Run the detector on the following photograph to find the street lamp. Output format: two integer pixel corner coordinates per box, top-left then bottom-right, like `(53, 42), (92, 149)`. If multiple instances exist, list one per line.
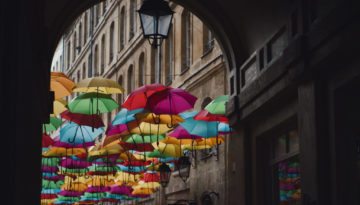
(159, 163), (172, 188)
(176, 156), (191, 183)
(137, 0), (174, 48)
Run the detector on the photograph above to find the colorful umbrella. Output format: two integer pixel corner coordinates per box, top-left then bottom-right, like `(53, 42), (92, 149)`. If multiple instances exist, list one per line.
(112, 108), (144, 126)
(61, 110), (104, 128)
(194, 110), (228, 123)
(50, 72), (76, 99)
(73, 77), (124, 94)
(145, 88), (197, 115)
(122, 84), (169, 111)
(60, 122), (104, 145)
(204, 95), (229, 114)
(43, 117), (62, 133)
(67, 92), (119, 115)
(52, 99), (68, 116)
(179, 118), (217, 139)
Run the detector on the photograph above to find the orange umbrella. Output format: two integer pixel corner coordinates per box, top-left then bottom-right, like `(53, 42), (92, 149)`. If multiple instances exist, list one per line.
(50, 72), (75, 99)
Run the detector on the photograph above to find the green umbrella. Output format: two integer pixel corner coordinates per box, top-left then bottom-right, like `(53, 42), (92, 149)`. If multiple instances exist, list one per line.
(145, 150), (171, 158)
(204, 95), (229, 114)
(123, 134), (165, 144)
(42, 179), (64, 189)
(42, 117), (62, 133)
(67, 92), (119, 115)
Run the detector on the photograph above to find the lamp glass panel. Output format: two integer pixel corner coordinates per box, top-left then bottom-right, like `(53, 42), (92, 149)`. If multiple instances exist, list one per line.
(140, 13), (156, 36)
(158, 14), (172, 36)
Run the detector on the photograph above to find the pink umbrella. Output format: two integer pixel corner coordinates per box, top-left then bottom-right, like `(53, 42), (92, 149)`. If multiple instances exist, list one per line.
(168, 126), (202, 139)
(145, 88), (197, 115)
(106, 123), (128, 136)
(60, 158), (91, 169)
(52, 141), (94, 148)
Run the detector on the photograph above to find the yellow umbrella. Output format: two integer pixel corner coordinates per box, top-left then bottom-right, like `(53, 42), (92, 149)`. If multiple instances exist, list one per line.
(152, 142), (184, 158)
(41, 199), (55, 205)
(50, 72), (75, 99)
(61, 182), (88, 192)
(136, 112), (184, 125)
(160, 136), (201, 146)
(132, 188), (155, 195)
(50, 99), (67, 116)
(73, 77), (124, 94)
(130, 121), (173, 135)
(181, 136), (226, 150)
(42, 147), (87, 157)
(87, 177), (115, 187)
(134, 181), (161, 189)
(115, 172), (140, 183)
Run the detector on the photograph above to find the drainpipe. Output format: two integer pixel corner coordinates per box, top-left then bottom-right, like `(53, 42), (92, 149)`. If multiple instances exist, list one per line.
(89, 7), (94, 78)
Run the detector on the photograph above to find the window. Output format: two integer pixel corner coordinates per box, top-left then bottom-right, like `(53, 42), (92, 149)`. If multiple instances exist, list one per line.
(77, 70), (80, 82)
(120, 7), (126, 50)
(88, 54), (92, 77)
(94, 45), (99, 76)
(67, 41), (71, 69)
(59, 55), (63, 71)
(181, 10), (191, 72)
(129, 0), (136, 40)
(84, 12), (88, 45)
(267, 129), (301, 205)
(109, 22), (115, 63)
(82, 63), (86, 79)
(165, 28), (173, 85)
(72, 32), (77, 61)
(118, 75), (124, 105)
(78, 23), (82, 52)
(101, 34), (105, 75)
(203, 25), (214, 55)
(138, 53), (145, 87)
(95, 5), (100, 26)
(127, 66), (134, 95)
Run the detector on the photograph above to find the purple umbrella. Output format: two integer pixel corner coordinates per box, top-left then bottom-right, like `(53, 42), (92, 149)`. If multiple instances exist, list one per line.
(146, 88), (197, 115)
(57, 190), (84, 197)
(108, 185), (133, 195)
(60, 158), (92, 169)
(168, 126), (203, 139)
(52, 141), (94, 148)
(106, 123), (128, 136)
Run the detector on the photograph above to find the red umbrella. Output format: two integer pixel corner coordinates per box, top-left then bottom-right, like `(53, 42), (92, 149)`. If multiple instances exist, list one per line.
(122, 84), (170, 111)
(42, 134), (54, 147)
(120, 142), (154, 152)
(60, 110), (104, 128)
(193, 110), (229, 123)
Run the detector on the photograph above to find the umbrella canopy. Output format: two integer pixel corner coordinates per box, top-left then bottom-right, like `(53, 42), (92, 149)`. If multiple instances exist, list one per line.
(43, 117), (62, 133)
(218, 122), (232, 134)
(122, 84), (169, 111)
(179, 118), (217, 139)
(61, 110), (104, 128)
(112, 108), (144, 126)
(204, 95), (229, 114)
(152, 142), (183, 158)
(122, 134), (165, 144)
(130, 121), (173, 135)
(42, 134), (55, 147)
(135, 112), (184, 125)
(52, 99), (68, 116)
(67, 92), (118, 115)
(50, 72), (76, 99)
(146, 88), (197, 115)
(167, 126), (202, 140)
(194, 110), (228, 123)
(60, 122), (104, 145)
(73, 77), (124, 94)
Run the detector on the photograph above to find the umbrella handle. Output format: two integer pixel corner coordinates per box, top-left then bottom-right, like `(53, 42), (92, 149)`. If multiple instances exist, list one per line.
(68, 126), (79, 144)
(151, 113), (161, 124)
(84, 168), (90, 179)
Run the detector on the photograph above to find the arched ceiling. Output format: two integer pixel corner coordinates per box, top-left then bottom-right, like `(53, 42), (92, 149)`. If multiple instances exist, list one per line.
(44, 0), (294, 72)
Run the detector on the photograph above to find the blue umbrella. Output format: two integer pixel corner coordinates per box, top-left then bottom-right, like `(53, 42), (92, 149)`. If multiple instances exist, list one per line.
(60, 122), (104, 145)
(179, 118), (217, 139)
(218, 122), (232, 133)
(112, 108), (144, 126)
(179, 111), (198, 120)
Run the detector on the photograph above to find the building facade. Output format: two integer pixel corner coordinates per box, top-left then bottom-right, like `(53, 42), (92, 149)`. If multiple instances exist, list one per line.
(60, 0), (227, 204)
